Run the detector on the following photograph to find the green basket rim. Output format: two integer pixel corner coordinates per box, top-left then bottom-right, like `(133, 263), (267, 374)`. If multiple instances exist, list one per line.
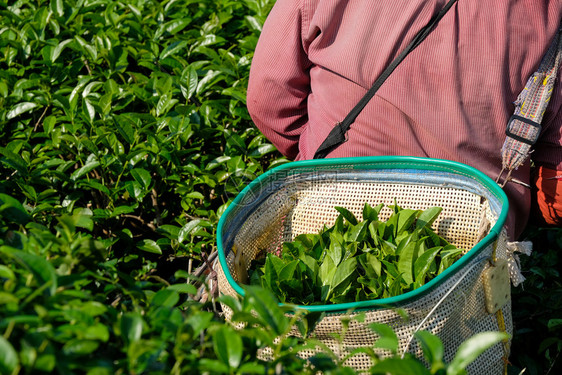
(216, 155), (509, 312)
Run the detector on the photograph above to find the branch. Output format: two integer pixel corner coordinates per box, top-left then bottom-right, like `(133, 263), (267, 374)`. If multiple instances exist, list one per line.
(33, 105), (50, 132)
(193, 250), (218, 278)
(151, 188), (163, 226)
(120, 214), (157, 232)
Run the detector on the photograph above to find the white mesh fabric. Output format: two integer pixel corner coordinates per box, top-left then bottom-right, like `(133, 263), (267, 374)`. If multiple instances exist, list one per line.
(216, 167), (509, 374)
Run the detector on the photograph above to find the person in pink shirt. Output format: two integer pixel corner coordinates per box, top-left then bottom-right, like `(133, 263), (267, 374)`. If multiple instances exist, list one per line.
(246, 0), (562, 240)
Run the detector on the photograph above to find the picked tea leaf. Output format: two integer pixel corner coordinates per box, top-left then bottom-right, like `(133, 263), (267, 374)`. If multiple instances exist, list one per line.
(248, 203), (463, 305)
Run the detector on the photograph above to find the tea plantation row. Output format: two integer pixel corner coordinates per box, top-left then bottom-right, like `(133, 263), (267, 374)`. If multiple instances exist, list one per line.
(0, 1), (560, 374)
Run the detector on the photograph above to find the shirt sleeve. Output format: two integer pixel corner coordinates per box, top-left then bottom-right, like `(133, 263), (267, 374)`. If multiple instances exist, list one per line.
(246, 0), (312, 160)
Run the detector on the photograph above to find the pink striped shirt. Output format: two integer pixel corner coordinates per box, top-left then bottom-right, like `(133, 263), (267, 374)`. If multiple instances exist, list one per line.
(247, 0), (562, 239)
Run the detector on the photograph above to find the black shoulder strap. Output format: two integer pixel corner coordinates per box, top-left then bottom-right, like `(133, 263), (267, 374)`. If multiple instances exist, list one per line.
(314, 0), (459, 159)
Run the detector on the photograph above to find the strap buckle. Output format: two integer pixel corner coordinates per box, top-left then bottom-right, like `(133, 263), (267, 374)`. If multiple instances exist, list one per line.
(505, 115), (542, 145)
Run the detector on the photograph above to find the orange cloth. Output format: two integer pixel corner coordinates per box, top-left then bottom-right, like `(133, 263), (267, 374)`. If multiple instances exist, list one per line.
(534, 166), (562, 226)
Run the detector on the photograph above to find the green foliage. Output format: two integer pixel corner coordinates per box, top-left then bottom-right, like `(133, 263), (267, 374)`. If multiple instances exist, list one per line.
(249, 203), (461, 305)
(0, 0), (283, 273)
(510, 226), (562, 375)
(0, 0), (558, 373)
(367, 331), (508, 375)
(0, 210), (505, 374)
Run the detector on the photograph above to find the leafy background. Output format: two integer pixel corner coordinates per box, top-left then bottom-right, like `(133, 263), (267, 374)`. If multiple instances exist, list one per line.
(0, 0), (560, 374)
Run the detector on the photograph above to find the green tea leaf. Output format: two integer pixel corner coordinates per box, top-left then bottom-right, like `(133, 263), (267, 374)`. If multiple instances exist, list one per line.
(0, 80), (8, 98)
(186, 310), (215, 337)
(386, 273), (404, 298)
(381, 239), (397, 256)
(331, 258), (357, 290)
(165, 18), (192, 34)
(343, 242), (358, 261)
(244, 285), (288, 336)
(213, 325), (243, 369)
(547, 318), (562, 331)
(396, 232), (416, 256)
(346, 220), (369, 242)
(300, 254), (320, 280)
(178, 219), (211, 242)
(1, 247), (57, 295)
(0, 336), (19, 374)
(294, 233), (321, 250)
(62, 339), (100, 355)
(6, 102), (38, 119)
(424, 226), (446, 247)
(112, 205), (137, 217)
(85, 323), (110, 342)
(248, 143), (277, 157)
(416, 206), (443, 229)
(98, 93), (112, 116)
(167, 283), (198, 294)
(359, 253), (382, 278)
(50, 0), (64, 17)
(334, 206), (358, 225)
(267, 254), (286, 276)
(120, 312), (143, 346)
(261, 255), (281, 297)
(357, 276), (383, 298)
(125, 181), (143, 200)
(70, 157), (100, 181)
(385, 211), (398, 239)
(447, 332), (509, 375)
(363, 202), (384, 221)
(397, 241), (417, 286)
(0, 193), (31, 224)
(249, 201), (456, 304)
(414, 246), (443, 286)
(282, 241), (303, 260)
(278, 259), (299, 281)
(83, 98), (96, 123)
(72, 207), (94, 231)
(297, 311), (325, 338)
(415, 331), (445, 371)
(329, 257), (357, 299)
(370, 322), (399, 353)
(181, 66), (199, 100)
(370, 357), (431, 375)
(75, 35), (97, 60)
(151, 289), (180, 307)
(319, 256), (336, 301)
(396, 209), (419, 236)
(327, 231), (344, 266)
(136, 239), (162, 254)
(113, 114), (137, 144)
(198, 359), (230, 374)
(382, 259), (399, 278)
(438, 246), (464, 274)
(156, 93), (175, 116)
(34, 353), (56, 373)
(51, 39), (73, 62)
(368, 221), (381, 246)
(0, 265), (15, 280)
(130, 168), (152, 189)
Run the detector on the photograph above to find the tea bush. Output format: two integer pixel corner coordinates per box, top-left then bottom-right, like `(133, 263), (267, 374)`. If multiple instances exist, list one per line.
(510, 225), (562, 375)
(0, 0), (559, 374)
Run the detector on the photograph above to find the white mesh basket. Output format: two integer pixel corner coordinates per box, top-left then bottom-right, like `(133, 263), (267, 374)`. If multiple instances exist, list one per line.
(216, 156), (510, 373)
